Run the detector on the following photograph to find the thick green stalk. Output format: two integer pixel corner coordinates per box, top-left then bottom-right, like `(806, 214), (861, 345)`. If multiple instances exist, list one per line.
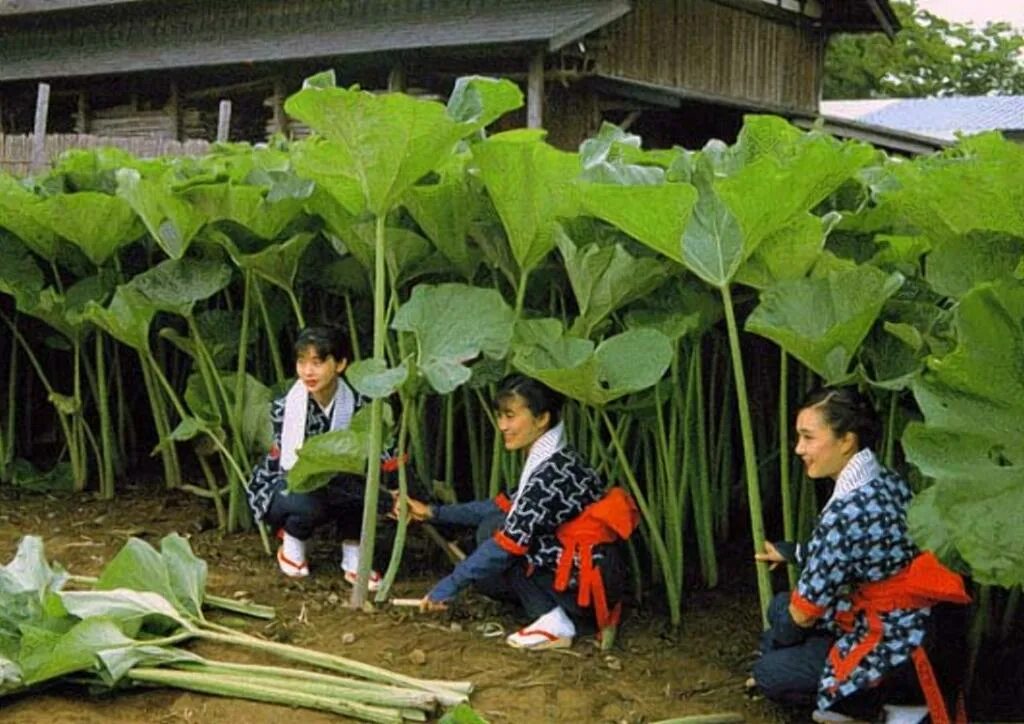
(126, 668), (406, 724)
(344, 292), (362, 360)
(1, 330), (16, 481)
(688, 348), (717, 588)
(720, 283), (771, 626)
(230, 272), (255, 530)
(139, 352), (181, 488)
(443, 394), (455, 485)
(351, 213), (388, 608)
(600, 409), (681, 627)
(1, 312), (78, 484)
(192, 628), (471, 704)
(173, 661), (437, 709)
(376, 406), (410, 602)
(95, 332), (115, 499)
(778, 351), (796, 589)
(965, 584), (990, 693)
(253, 280), (286, 384)
(463, 387), (481, 496)
(71, 338), (88, 490)
(1000, 585), (1020, 642)
(882, 391), (898, 469)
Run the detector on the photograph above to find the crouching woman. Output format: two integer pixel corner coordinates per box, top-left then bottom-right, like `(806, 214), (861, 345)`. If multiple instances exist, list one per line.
(400, 374), (636, 650)
(751, 387), (970, 723)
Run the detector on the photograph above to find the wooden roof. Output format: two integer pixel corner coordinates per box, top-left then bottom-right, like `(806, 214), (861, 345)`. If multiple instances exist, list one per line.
(0, 0), (633, 81)
(0, 0), (147, 15)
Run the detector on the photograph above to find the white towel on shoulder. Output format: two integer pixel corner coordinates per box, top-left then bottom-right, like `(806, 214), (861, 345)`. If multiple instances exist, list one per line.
(280, 378), (356, 471)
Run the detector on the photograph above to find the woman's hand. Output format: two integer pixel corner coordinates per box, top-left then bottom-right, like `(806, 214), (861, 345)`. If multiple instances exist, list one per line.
(389, 490), (433, 522)
(419, 596), (448, 613)
(755, 541), (786, 571)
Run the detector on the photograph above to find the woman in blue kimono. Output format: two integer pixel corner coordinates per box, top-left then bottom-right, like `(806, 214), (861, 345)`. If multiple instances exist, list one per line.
(246, 325), (392, 586)
(751, 387), (969, 723)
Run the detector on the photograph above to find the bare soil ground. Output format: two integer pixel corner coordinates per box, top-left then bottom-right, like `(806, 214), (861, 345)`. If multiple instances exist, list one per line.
(1, 483), (798, 724)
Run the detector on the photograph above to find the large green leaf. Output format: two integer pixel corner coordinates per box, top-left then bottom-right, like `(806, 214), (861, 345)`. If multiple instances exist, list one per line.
(880, 133), (1024, 242)
(94, 538), (187, 617)
(556, 227), (670, 338)
(404, 174), (478, 280)
(184, 183), (304, 240)
(735, 212), (839, 290)
(28, 192), (140, 267)
(97, 644), (202, 684)
(116, 168), (206, 259)
(471, 130), (580, 273)
(213, 231), (313, 295)
(127, 257), (233, 317)
(904, 281), (1024, 587)
(446, 76), (524, 133)
(0, 239), (45, 306)
(391, 283), (516, 394)
(83, 286), (155, 351)
(0, 175), (58, 260)
(576, 183), (696, 266)
(18, 617), (135, 686)
(158, 534), (207, 621)
(287, 406), (373, 493)
(513, 326), (673, 406)
(745, 263), (904, 384)
(58, 589), (186, 636)
(347, 358), (411, 400)
(285, 85), (468, 216)
(925, 230), (1024, 300)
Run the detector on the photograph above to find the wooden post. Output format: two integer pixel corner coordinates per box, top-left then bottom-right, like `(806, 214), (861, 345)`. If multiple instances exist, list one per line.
(271, 78), (288, 137)
(168, 81), (181, 141)
(75, 91), (89, 134)
(31, 82), (50, 174)
(387, 62), (407, 92)
(527, 50), (545, 129)
(217, 99), (232, 142)
(0, 90), (5, 134)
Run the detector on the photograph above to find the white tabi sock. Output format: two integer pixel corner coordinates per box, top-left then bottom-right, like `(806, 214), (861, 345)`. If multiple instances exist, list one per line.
(281, 532), (306, 564)
(341, 540), (360, 573)
(530, 606), (576, 638)
(883, 705), (928, 724)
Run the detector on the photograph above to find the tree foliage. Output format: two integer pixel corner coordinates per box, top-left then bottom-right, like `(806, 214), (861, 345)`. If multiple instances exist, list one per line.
(825, 1), (1024, 98)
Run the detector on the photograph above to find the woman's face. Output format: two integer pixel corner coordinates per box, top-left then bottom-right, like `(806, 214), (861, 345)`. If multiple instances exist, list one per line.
(295, 345), (347, 402)
(496, 393), (551, 452)
(794, 406), (857, 480)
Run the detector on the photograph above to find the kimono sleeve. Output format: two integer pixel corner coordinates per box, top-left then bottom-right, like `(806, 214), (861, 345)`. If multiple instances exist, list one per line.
(791, 506), (859, 619)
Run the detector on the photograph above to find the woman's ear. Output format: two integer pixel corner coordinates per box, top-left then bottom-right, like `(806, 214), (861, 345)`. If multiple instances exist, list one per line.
(839, 431), (858, 456)
(335, 357), (349, 375)
(536, 410), (551, 431)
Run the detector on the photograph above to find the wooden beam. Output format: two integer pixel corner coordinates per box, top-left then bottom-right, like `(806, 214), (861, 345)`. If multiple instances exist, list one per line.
(217, 99), (231, 142)
(527, 50), (544, 129)
(168, 81), (180, 141)
(31, 82), (50, 174)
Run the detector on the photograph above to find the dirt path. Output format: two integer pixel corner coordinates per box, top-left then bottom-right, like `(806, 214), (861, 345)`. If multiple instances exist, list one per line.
(0, 484), (789, 723)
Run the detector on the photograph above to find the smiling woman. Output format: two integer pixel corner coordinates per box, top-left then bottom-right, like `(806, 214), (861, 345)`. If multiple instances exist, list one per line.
(399, 374), (637, 651)
(751, 387), (970, 723)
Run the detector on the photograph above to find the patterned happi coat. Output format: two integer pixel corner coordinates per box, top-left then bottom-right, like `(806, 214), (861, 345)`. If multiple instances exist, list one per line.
(791, 464), (929, 710)
(427, 445), (605, 601)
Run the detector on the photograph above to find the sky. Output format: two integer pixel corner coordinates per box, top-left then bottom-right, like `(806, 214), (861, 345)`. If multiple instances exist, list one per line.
(916, 0), (1024, 29)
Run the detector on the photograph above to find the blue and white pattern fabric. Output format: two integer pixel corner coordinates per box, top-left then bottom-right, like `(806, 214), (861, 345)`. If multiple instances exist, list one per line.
(794, 449), (928, 710)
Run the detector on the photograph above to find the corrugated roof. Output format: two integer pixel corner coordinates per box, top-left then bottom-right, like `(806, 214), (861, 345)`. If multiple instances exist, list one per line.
(0, 0), (631, 81)
(822, 96), (1024, 141)
(0, 0), (146, 15)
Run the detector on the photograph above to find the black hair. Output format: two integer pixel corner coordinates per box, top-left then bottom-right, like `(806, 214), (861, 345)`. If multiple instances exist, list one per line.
(799, 386), (881, 451)
(293, 325), (350, 362)
(493, 374), (564, 427)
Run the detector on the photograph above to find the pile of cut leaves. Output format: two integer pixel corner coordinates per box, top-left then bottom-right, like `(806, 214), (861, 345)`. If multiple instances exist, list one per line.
(0, 534), (475, 723)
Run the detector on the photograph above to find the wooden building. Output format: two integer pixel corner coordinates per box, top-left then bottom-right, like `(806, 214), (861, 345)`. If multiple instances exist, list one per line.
(0, 0), (900, 151)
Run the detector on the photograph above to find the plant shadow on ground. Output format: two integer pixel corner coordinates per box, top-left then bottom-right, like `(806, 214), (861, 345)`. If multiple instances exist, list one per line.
(1, 482), (800, 724)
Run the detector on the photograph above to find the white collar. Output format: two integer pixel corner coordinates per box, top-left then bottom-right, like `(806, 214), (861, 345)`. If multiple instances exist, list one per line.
(280, 377), (356, 471)
(824, 447), (881, 509)
(517, 421), (566, 491)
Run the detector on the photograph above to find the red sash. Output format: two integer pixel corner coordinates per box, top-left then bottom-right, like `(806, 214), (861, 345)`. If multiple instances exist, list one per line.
(825, 552), (971, 724)
(552, 487), (639, 632)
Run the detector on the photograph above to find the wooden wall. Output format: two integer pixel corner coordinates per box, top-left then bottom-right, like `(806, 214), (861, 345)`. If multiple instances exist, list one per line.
(595, 0), (824, 113)
(0, 132), (209, 177)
